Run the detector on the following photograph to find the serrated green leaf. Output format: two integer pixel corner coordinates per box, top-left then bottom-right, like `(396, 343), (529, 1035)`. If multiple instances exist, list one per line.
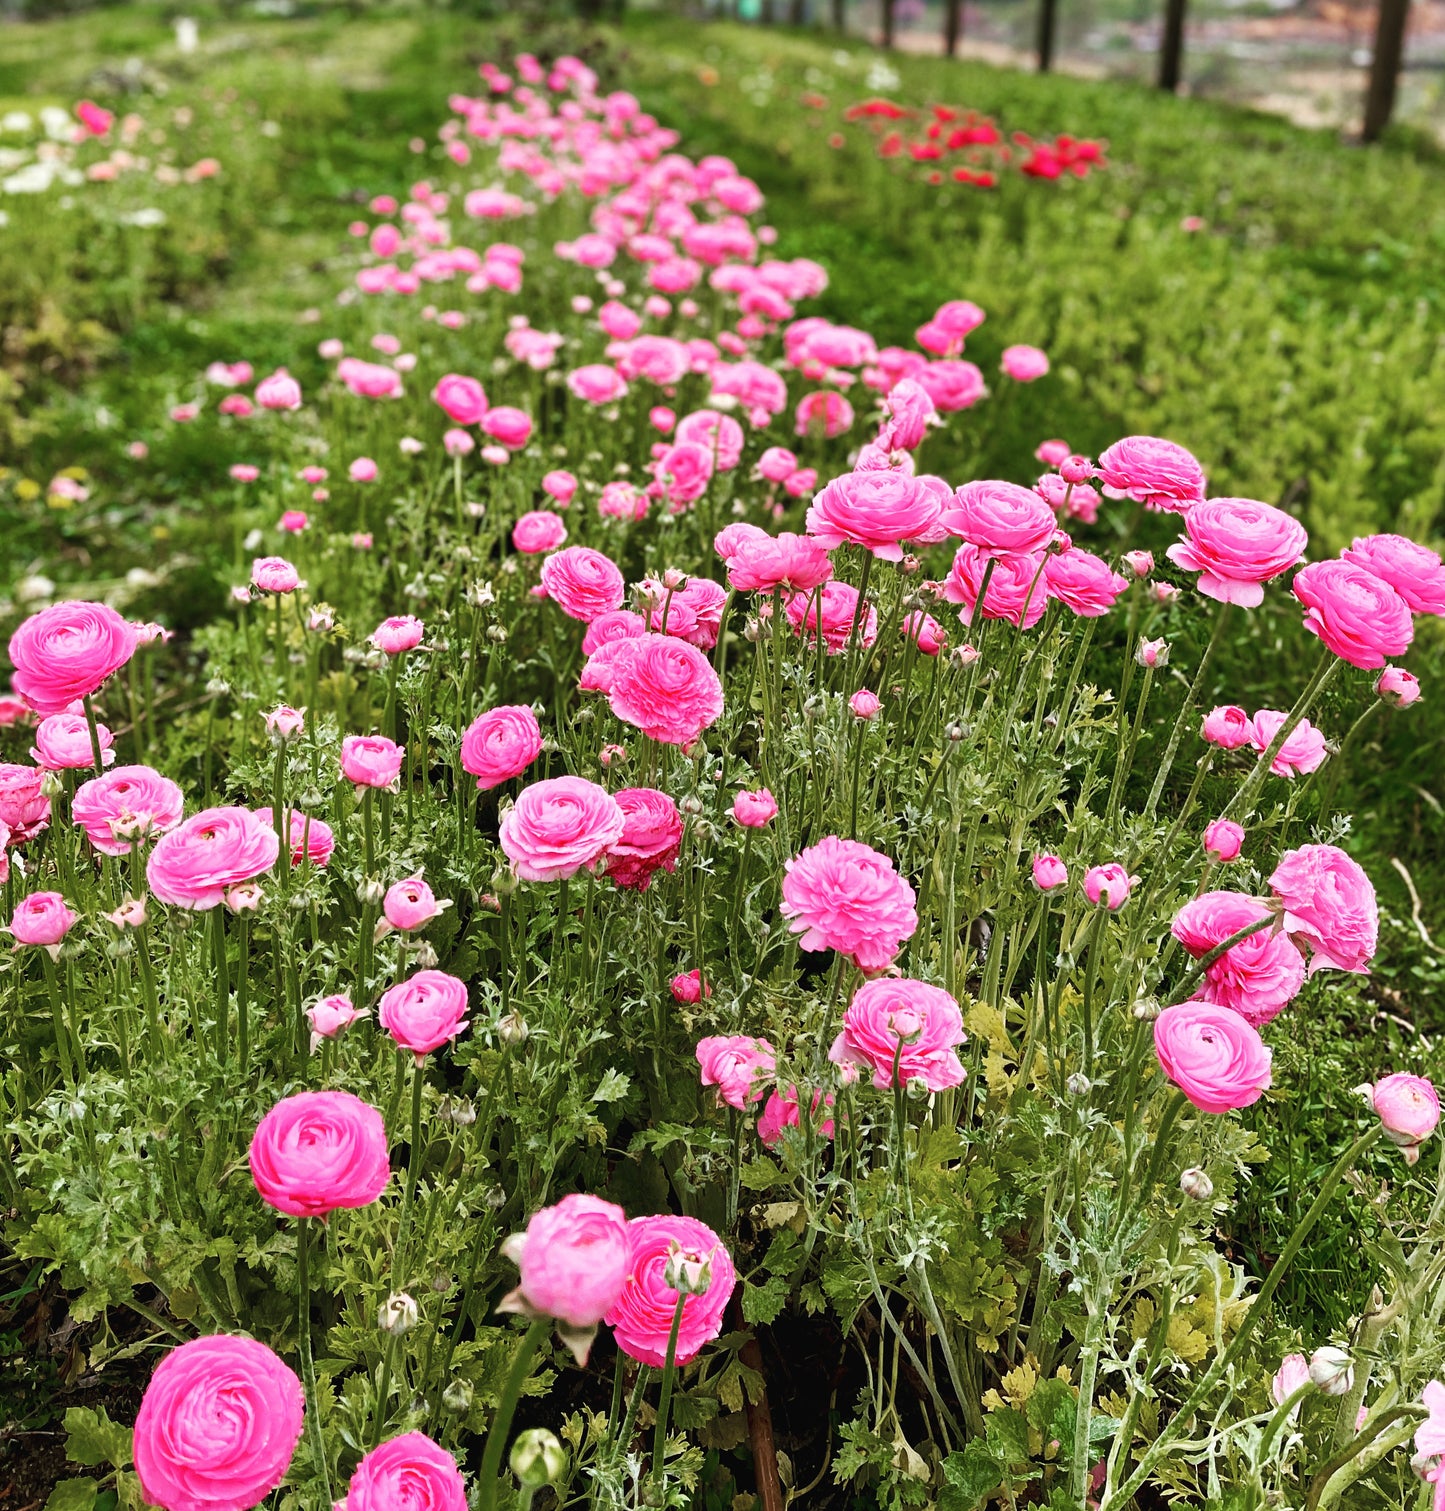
(983, 1407), (1031, 1469)
(64, 1405), (133, 1469)
(939, 1441), (1003, 1511)
(44, 1479), (99, 1511)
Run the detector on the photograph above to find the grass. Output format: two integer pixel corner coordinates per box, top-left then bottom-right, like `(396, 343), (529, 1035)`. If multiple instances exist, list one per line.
(3, 1), (1444, 1344)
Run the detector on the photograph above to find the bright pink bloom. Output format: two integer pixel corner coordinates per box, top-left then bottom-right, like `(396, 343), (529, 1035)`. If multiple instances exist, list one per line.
(1249, 709), (1328, 777)
(460, 705), (542, 792)
(1001, 344), (1049, 381)
(500, 776), (625, 882)
(917, 359), (986, 413)
(147, 807), (279, 909)
(605, 1215), (736, 1368)
(943, 545), (1049, 630)
(696, 1035), (776, 1108)
(348, 457), (378, 483)
(1033, 854), (1068, 891)
(1153, 1002), (1272, 1113)
(255, 370), (302, 411)
(229, 464), (260, 483)
(1203, 818), (1245, 862)
(807, 470), (942, 561)
(134, 1336), (303, 1511)
(73, 765), (183, 854)
(1044, 548), (1130, 617)
(307, 993), (360, 1052)
(795, 390), (855, 440)
(1096, 435), (1206, 512)
(726, 531), (833, 594)
(8, 891), (76, 948)
(1171, 891), (1304, 1026)
(1377, 666), (1421, 706)
(340, 735), (404, 790)
(482, 405), (533, 450)
(278, 510), (308, 533)
(671, 969), (711, 1004)
(1200, 705), (1254, 750)
(503, 1195), (631, 1328)
(251, 557), (299, 593)
(513, 510), (568, 554)
(7, 600), (137, 715)
(249, 1090), (390, 1216)
(443, 429), (473, 458)
(255, 808), (334, 868)
(1166, 497), (1308, 607)
(733, 789), (778, 828)
(676, 409), (745, 470)
(943, 480), (1057, 557)
(849, 688), (881, 719)
(781, 836), (918, 973)
(0, 764), (46, 845)
(567, 364), (629, 404)
(602, 635), (724, 748)
(785, 582), (878, 655)
(348, 1434), (466, 1511)
(758, 446), (799, 483)
(1372, 1074), (1440, 1164)
(581, 612), (646, 657)
(1341, 534), (1445, 615)
(383, 877), (444, 932)
(32, 712), (113, 771)
(758, 1087), (836, 1147)
(432, 373), (488, 425)
(370, 615), (424, 655)
(830, 977), (966, 1090)
(606, 787), (684, 891)
(378, 969), (469, 1056)
(538, 546), (626, 621)
(1293, 560), (1413, 670)
(1082, 863), (1136, 910)
(900, 610), (946, 655)
(1269, 844), (1378, 975)
(877, 378), (936, 452)
(542, 469), (578, 506)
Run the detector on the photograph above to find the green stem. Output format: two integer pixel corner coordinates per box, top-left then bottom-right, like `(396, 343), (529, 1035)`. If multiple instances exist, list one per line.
(477, 1318), (551, 1511)
(296, 1218), (333, 1502)
(1142, 601), (1232, 819)
(651, 1292), (689, 1490)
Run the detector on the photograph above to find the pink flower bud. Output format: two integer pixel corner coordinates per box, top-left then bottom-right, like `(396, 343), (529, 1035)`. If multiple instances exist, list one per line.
(1370, 1073), (1440, 1164)
(263, 705), (305, 742)
(732, 789), (778, 828)
(278, 511), (309, 534)
(371, 616), (424, 656)
(307, 992), (363, 1053)
(1202, 818), (1245, 863)
(1060, 455), (1093, 485)
(1082, 863), (1136, 910)
(349, 457), (378, 483)
(383, 877), (447, 933)
(1032, 854), (1068, 891)
(671, 969), (710, 1004)
(8, 891), (77, 948)
(1123, 550), (1154, 578)
(849, 688), (881, 720)
(1376, 666), (1421, 707)
(1136, 638), (1169, 668)
(649, 407), (676, 434)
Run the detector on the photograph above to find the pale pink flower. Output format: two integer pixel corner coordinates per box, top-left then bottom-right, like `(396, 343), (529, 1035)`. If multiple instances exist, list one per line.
(781, 836), (917, 974)
(830, 977), (966, 1091)
(1249, 709), (1328, 778)
(1166, 497), (1308, 607)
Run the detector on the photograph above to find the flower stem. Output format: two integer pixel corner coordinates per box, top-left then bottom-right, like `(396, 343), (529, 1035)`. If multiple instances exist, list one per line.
(477, 1317), (551, 1511)
(296, 1217), (333, 1503)
(651, 1292), (689, 1490)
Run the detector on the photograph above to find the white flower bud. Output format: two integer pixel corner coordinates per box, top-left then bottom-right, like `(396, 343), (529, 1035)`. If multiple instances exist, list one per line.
(443, 1378), (474, 1414)
(1066, 1073), (1092, 1097)
(1308, 1346), (1354, 1396)
(378, 1292), (419, 1335)
(510, 1428), (566, 1488)
(664, 1241), (713, 1296)
(499, 1011), (529, 1048)
(1180, 1167), (1214, 1202)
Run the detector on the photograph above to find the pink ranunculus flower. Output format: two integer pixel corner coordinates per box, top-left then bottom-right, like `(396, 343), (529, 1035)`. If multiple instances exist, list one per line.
(133, 1335), (304, 1511)
(605, 1215), (736, 1368)
(901, 610), (947, 655)
(248, 1089), (390, 1216)
(877, 378), (937, 452)
(1095, 435), (1206, 512)
(697, 1035), (777, 1109)
(849, 688), (881, 720)
(1001, 344), (1049, 381)
(1203, 818), (1245, 863)
(943, 544), (1049, 631)
(340, 734), (404, 791)
(1082, 864), (1136, 910)
(606, 787), (684, 891)
(725, 532), (833, 595)
(254, 808), (334, 868)
(1154, 1001), (1272, 1113)
(676, 409), (746, 471)
(500, 776), (625, 882)
(73, 765), (184, 854)
(1200, 705), (1254, 750)
(1249, 709), (1328, 777)
(538, 546), (626, 622)
(758, 446), (799, 483)
(482, 405), (533, 450)
(1292, 560), (1413, 670)
(32, 712), (114, 770)
(1272, 1353), (1311, 1406)
(0, 764), (47, 847)
(1165, 497), (1308, 607)
(733, 788), (778, 828)
(383, 876), (446, 932)
(942, 480), (1057, 558)
(602, 635), (724, 749)
(1032, 854), (1068, 891)
(795, 389), (855, 440)
(917, 358), (986, 413)
(1269, 844), (1378, 975)
(1377, 666), (1421, 707)
(8, 891), (77, 948)
(1371, 1073), (1440, 1164)
(348, 1433), (466, 1511)
(147, 807), (280, 910)
(370, 615), (424, 655)
(500, 1194), (631, 1330)
(830, 977), (967, 1091)
(785, 581), (878, 657)
(378, 969), (469, 1056)
(581, 612), (646, 657)
(781, 836), (918, 974)
(443, 428), (474, 458)
(460, 705), (542, 792)
(7, 600), (137, 715)
(1341, 533), (1445, 616)
(671, 969), (710, 1004)
(307, 993), (361, 1053)
(512, 510), (568, 555)
(1171, 891), (1305, 1026)
(542, 469), (578, 506)
(567, 363), (629, 404)
(255, 369), (302, 411)
(806, 469), (942, 561)
(758, 1086), (836, 1147)
(431, 373), (488, 425)
(1044, 548), (1130, 617)
(251, 556), (299, 594)
(348, 457), (378, 483)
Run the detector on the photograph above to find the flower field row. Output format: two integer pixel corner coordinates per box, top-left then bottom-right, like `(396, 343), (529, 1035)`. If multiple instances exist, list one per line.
(4, 32), (1445, 1511)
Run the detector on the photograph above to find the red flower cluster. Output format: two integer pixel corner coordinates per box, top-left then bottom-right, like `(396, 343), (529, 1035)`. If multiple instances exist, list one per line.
(831, 97), (1107, 189)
